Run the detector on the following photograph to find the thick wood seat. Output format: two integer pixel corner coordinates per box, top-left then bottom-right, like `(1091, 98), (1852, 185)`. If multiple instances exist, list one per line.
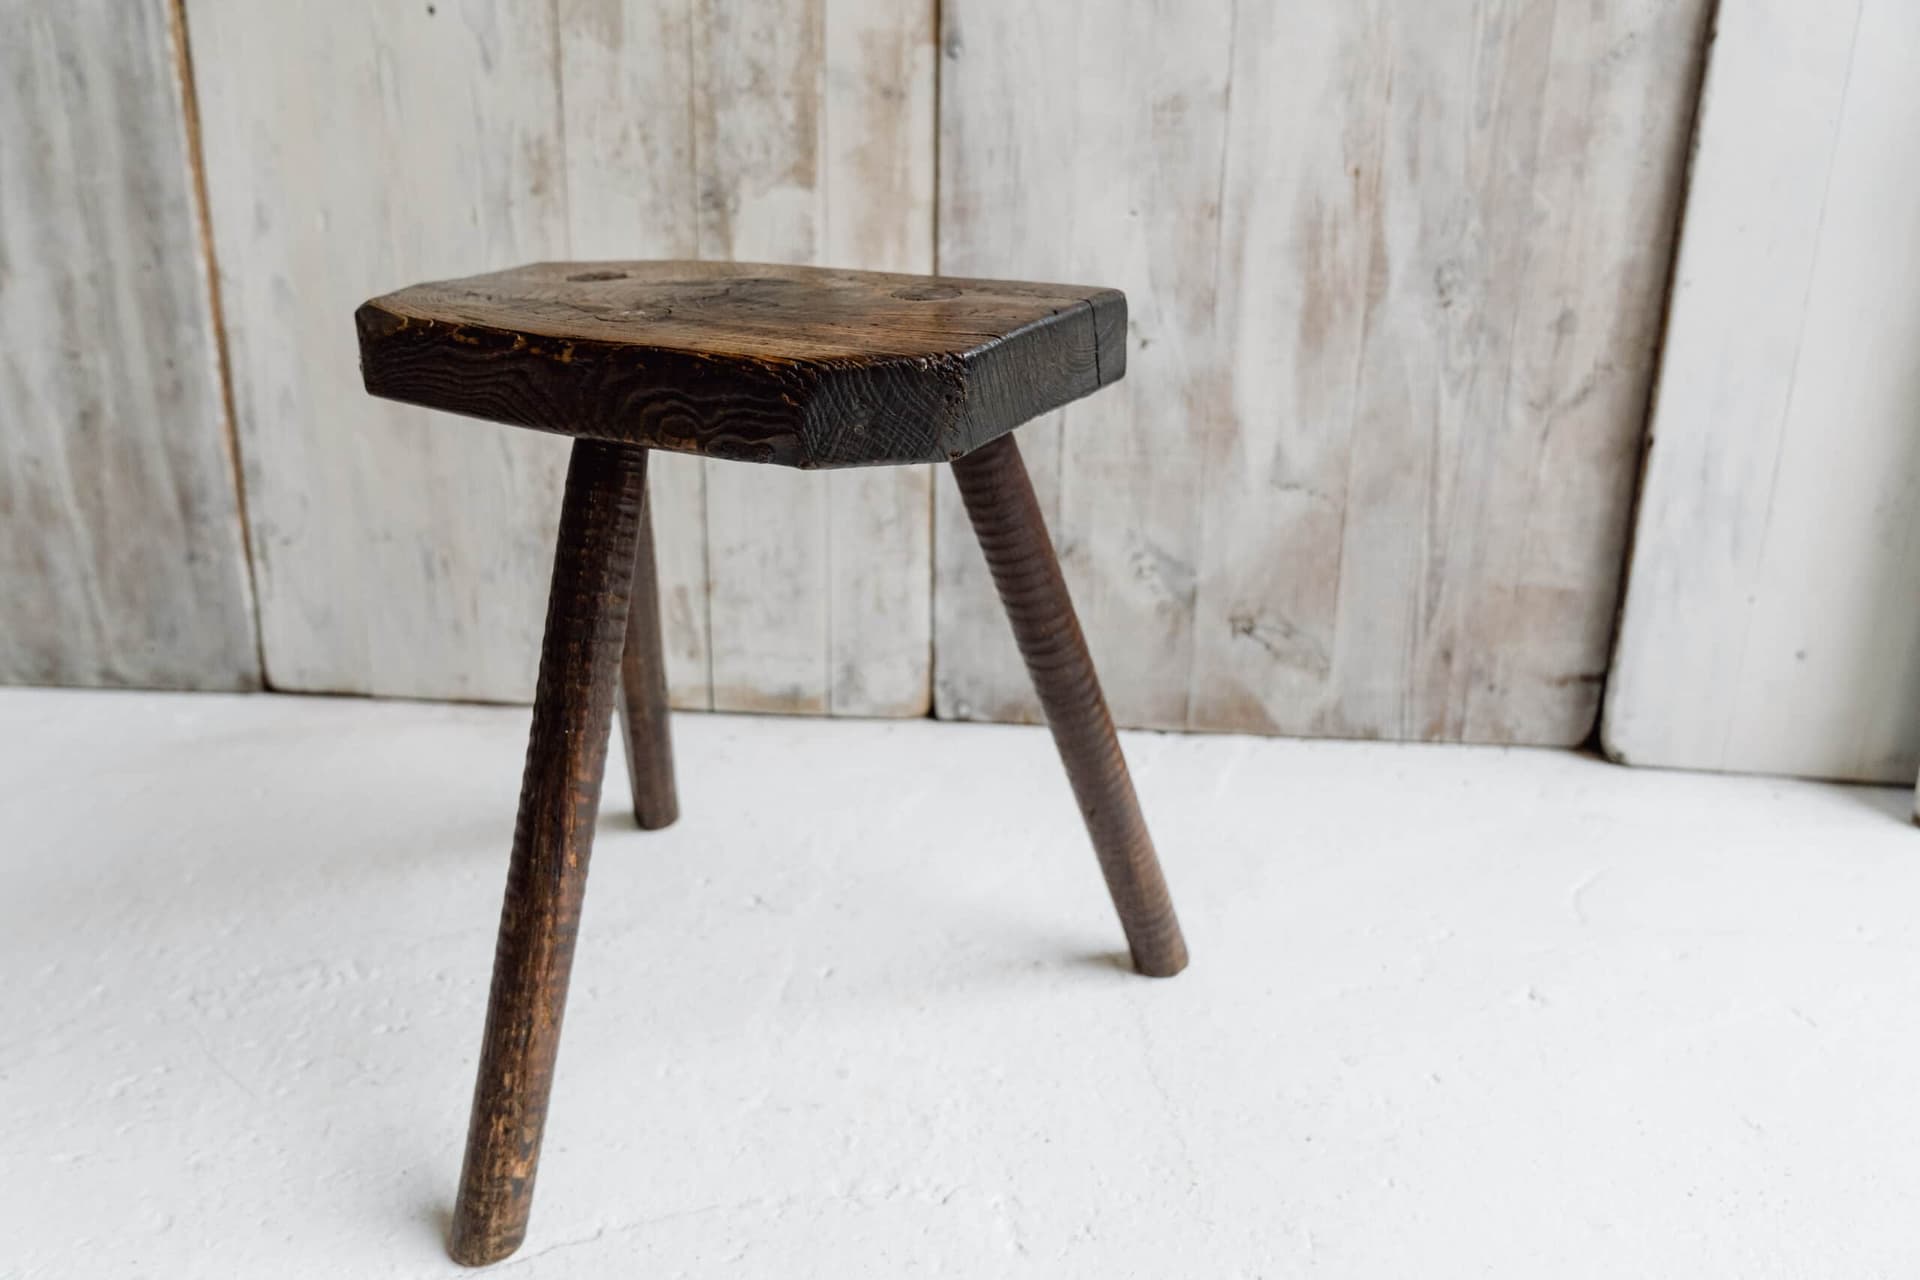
(356, 260), (1126, 468)
(354, 259), (1182, 1267)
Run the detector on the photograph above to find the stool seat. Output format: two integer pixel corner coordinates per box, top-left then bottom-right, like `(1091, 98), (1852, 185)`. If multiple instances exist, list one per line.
(356, 260), (1126, 468)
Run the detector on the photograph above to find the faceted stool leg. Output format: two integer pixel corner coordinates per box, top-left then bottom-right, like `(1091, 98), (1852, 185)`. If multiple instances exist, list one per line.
(950, 435), (1189, 978)
(448, 441), (648, 1266)
(615, 463), (678, 829)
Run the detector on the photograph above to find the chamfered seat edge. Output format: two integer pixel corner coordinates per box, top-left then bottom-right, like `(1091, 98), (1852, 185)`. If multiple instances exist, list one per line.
(353, 261), (1128, 469)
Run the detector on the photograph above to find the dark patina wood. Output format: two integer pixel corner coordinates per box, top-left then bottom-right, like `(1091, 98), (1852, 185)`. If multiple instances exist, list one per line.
(448, 440), (648, 1267)
(357, 261), (1184, 1267)
(616, 475), (677, 830)
(355, 260), (1126, 468)
(950, 435), (1189, 978)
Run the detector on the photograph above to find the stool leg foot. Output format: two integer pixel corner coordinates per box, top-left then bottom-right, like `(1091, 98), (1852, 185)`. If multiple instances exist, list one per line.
(448, 441), (648, 1267)
(949, 435), (1189, 978)
(616, 461), (678, 830)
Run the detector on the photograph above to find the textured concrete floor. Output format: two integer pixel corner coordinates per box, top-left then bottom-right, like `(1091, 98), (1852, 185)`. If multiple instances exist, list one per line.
(3, 689), (1919, 1278)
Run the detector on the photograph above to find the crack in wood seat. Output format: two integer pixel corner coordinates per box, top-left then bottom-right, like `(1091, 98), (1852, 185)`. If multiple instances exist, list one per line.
(356, 260), (1126, 468)
(353, 259), (1182, 1267)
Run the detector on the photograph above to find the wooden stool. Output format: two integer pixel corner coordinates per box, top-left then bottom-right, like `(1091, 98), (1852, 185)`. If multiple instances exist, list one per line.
(354, 261), (1188, 1266)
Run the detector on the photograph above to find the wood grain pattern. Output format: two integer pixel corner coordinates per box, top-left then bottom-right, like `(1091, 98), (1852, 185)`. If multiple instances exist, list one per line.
(450, 440), (646, 1267)
(0, 0), (258, 690)
(934, 0), (1711, 743)
(617, 478), (678, 830)
(562, 0), (937, 716)
(356, 261), (1124, 467)
(186, 0), (571, 702)
(952, 436), (1187, 977)
(1603, 0), (1920, 784)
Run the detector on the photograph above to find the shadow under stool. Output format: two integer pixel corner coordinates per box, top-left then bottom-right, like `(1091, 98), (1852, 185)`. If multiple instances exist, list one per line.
(354, 260), (1189, 1266)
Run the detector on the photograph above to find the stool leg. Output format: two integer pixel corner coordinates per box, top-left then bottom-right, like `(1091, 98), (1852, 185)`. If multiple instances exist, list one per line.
(616, 466), (678, 829)
(949, 435), (1189, 978)
(449, 440), (647, 1266)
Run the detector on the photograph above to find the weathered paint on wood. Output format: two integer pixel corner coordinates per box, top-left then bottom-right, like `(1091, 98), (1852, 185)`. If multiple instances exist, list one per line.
(187, 0), (934, 712)
(186, 0), (571, 702)
(935, 0), (1711, 742)
(1603, 0), (1920, 784)
(558, 0), (709, 708)
(819, 0), (937, 716)
(0, 0), (258, 690)
(561, 0), (935, 716)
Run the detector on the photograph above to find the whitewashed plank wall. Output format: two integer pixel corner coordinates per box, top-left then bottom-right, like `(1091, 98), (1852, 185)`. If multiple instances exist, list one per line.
(186, 0), (933, 712)
(561, 0), (934, 715)
(187, 0), (572, 703)
(0, 0), (257, 690)
(934, 0), (1713, 742)
(1603, 0), (1920, 784)
(30, 1), (1920, 787)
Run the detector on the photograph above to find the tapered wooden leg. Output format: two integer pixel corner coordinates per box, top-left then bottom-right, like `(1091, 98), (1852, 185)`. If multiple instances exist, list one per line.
(950, 435), (1189, 978)
(448, 441), (647, 1267)
(616, 467), (678, 829)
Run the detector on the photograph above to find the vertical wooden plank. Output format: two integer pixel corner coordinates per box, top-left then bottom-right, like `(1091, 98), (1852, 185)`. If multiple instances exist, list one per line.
(1727, 0), (1920, 781)
(558, 0), (710, 709)
(1308, 0), (1705, 744)
(1605, 0), (1920, 783)
(1179, 1), (1386, 738)
(937, 0), (1706, 742)
(1047, 1), (1234, 732)
(187, 0), (569, 701)
(1603, 0), (1860, 772)
(693, 0), (937, 716)
(0, 0), (257, 690)
(692, 0), (832, 713)
(561, 0), (935, 717)
(821, 0), (936, 715)
(932, 0), (1092, 725)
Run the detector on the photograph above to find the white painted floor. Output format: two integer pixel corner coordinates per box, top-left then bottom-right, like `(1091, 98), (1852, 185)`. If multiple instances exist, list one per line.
(3, 689), (1918, 1277)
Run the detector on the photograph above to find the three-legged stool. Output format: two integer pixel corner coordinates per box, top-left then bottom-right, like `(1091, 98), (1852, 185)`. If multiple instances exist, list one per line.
(355, 261), (1188, 1265)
